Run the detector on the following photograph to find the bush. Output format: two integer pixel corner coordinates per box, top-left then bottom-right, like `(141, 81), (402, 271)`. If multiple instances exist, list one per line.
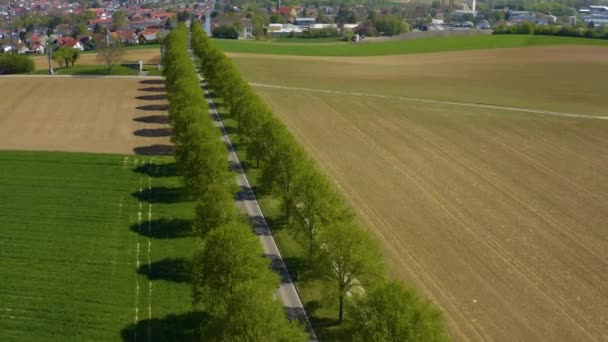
(212, 25), (239, 39)
(0, 54), (35, 74)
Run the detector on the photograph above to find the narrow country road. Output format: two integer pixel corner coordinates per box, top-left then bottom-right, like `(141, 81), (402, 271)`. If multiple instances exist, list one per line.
(198, 78), (317, 340)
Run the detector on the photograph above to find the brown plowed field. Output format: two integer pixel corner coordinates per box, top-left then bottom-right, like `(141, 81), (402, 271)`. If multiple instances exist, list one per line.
(0, 77), (171, 155)
(232, 46), (608, 341)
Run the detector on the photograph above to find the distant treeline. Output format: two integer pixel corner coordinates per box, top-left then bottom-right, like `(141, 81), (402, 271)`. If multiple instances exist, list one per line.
(494, 22), (608, 40)
(187, 19), (449, 340)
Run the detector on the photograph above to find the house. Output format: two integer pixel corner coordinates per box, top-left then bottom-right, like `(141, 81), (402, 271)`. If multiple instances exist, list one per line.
(275, 6), (297, 21)
(508, 10), (536, 23)
(55, 37), (84, 51)
(295, 17), (316, 28)
(17, 44), (29, 54)
(1, 45), (13, 53)
(32, 44), (45, 54)
(113, 29), (138, 45)
(267, 23), (303, 36)
(139, 29), (159, 44)
(240, 18), (254, 39)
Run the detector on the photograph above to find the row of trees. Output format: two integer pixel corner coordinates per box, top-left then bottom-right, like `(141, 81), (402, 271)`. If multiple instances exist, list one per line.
(190, 21), (448, 339)
(494, 22), (608, 40)
(162, 24), (307, 340)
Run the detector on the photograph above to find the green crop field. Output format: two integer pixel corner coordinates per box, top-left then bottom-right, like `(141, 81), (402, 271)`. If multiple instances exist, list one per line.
(215, 34), (608, 56)
(0, 151), (198, 341)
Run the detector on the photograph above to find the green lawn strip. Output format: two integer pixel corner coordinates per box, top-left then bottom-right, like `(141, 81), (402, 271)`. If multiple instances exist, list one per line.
(0, 151), (198, 341)
(215, 34), (608, 56)
(221, 116), (346, 339)
(31, 65), (139, 75)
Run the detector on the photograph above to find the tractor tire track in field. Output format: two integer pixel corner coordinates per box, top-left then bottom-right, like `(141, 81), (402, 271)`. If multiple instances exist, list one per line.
(250, 83), (608, 121)
(133, 158), (153, 342)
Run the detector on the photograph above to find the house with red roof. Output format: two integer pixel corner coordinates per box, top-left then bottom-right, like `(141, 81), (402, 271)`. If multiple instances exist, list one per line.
(55, 36), (84, 51)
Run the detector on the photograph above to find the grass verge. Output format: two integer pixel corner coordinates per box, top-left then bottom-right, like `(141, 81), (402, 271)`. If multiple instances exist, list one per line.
(32, 65), (139, 76)
(0, 151), (199, 341)
(215, 34), (608, 56)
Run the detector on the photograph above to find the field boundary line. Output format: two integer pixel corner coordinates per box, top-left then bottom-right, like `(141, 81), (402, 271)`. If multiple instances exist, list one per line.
(250, 83), (608, 120)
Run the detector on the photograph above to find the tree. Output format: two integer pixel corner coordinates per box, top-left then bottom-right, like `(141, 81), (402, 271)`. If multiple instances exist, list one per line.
(192, 183), (237, 238)
(191, 221), (277, 316)
(73, 23), (88, 36)
(112, 10), (127, 30)
(204, 281), (308, 341)
(260, 138), (309, 223)
(292, 168), (352, 258)
(52, 47), (79, 68)
(346, 281), (449, 341)
(96, 36), (125, 73)
(316, 222), (383, 323)
(93, 23), (105, 34)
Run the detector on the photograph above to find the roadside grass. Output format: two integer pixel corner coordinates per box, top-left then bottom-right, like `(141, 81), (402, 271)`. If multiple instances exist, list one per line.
(0, 151), (199, 341)
(220, 116), (346, 340)
(216, 34), (608, 56)
(32, 65), (139, 76)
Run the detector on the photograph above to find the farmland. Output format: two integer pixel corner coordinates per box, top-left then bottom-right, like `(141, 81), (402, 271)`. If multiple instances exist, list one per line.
(0, 77), (199, 340)
(229, 45), (608, 340)
(216, 34), (608, 56)
(0, 77), (171, 155)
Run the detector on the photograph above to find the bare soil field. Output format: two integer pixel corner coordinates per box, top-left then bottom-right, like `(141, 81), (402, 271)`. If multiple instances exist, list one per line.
(32, 48), (162, 70)
(0, 76), (171, 155)
(230, 46), (608, 116)
(232, 46), (608, 341)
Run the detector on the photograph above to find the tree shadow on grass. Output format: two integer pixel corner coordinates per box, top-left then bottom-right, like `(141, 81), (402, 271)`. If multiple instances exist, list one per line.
(133, 115), (169, 124)
(133, 128), (171, 137)
(133, 162), (178, 178)
(132, 186), (191, 204)
(130, 218), (193, 239)
(136, 104), (169, 111)
(139, 79), (164, 85)
(137, 257), (191, 283)
(133, 144), (174, 156)
(136, 94), (168, 101)
(120, 311), (206, 342)
(138, 86), (166, 92)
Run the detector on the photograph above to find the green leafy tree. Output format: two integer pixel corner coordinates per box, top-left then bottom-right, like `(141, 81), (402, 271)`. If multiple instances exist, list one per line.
(204, 281), (308, 341)
(93, 23), (105, 34)
(292, 168), (352, 258)
(112, 10), (127, 30)
(317, 222), (383, 323)
(191, 221), (277, 316)
(346, 281), (449, 341)
(260, 138), (309, 223)
(192, 183), (237, 238)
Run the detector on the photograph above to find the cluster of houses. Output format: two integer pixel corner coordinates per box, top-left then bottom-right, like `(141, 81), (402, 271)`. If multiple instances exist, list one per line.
(580, 6), (608, 26)
(0, 0), (210, 54)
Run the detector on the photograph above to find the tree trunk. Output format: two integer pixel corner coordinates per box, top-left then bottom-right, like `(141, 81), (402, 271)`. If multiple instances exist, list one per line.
(339, 292), (344, 324)
(256, 156), (259, 168)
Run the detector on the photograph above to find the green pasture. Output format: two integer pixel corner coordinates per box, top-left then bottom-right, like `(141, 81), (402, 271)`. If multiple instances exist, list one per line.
(215, 34), (608, 56)
(0, 151), (198, 341)
(32, 65), (139, 76)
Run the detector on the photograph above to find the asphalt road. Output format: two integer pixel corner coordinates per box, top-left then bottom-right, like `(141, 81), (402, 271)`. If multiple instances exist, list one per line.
(200, 79), (317, 340)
